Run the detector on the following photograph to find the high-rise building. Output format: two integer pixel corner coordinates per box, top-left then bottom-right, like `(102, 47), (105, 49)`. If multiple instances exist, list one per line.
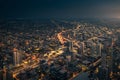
(13, 48), (21, 66)
(69, 41), (73, 52)
(78, 42), (84, 55)
(91, 42), (95, 56)
(3, 66), (6, 80)
(96, 43), (102, 56)
(65, 41), (74, 62)
(81, 42), (85, 55)
(107, 38), (114, 72)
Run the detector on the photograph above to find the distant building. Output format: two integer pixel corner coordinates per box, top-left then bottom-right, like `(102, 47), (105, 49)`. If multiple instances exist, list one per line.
(78, 42), (84, 55)
(81, 42), (85, 55)
(96, 43), (102, 56)
(90, 42), (95, 56)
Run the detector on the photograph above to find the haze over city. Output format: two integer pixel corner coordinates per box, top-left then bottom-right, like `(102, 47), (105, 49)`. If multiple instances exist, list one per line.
(0, 0), (120, 19)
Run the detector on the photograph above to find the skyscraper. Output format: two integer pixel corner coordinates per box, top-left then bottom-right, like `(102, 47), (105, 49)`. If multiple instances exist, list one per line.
(78, 42), (85, 55)
(81, 42), (85, 55)
(96, 43), (102, 56)
(65, 41), (74, 62)
(13, 48), (21, 66)
(3, 66), (6, 80)
(69, 41), (73, 52)
(91, 42), (95, 56)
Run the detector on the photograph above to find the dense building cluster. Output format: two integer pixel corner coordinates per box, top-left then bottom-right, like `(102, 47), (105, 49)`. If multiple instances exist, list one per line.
(0, 19), (120, 80)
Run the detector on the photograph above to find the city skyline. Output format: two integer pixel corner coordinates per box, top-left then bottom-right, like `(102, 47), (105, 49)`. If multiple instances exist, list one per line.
(0, 19), (120, 80)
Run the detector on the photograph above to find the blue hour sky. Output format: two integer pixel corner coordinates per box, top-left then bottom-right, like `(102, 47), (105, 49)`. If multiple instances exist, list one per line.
(0, 0), (120, 19)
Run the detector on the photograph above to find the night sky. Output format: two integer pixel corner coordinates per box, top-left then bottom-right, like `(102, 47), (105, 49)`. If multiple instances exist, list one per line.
(0, 0), (120, 19)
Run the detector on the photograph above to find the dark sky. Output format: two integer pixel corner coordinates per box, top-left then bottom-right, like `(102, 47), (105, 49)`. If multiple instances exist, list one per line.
(0, 0), (120, 19)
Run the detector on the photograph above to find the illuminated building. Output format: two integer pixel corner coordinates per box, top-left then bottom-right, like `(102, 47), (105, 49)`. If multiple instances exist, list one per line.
(13, 48), (21, 66)
(64, 41), (74, 62)
(3, 66), (6, 80)
(81, 42), (85, 55)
